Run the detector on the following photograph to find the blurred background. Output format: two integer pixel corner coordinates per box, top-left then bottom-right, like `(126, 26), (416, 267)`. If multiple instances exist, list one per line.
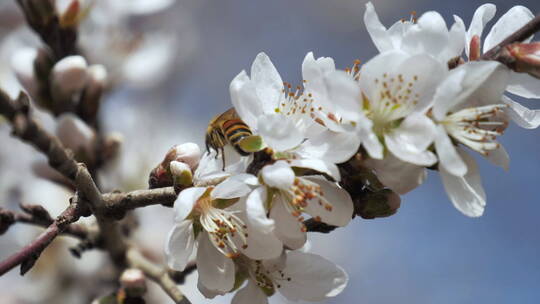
(1, 0), (540, 303)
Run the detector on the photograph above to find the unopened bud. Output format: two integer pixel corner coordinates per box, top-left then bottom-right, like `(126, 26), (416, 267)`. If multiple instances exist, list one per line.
(168, 143), (202, 170)
(469, 35), (481, 61)
(20, 0), (55, 26)
(11, 48), (38, 98)
(56, 113), (96, 158)
(501, 42), (540, 79)
(78, 64), (107, 122)
(120, 268), (147, 297)
(170, 161), (193, 186)
(59, 0), (80, 28)
(51, 55), (88, 108)
(354, 189), (401, 219)
(102, 132), (123, 162)
(149, 143), (201, 188)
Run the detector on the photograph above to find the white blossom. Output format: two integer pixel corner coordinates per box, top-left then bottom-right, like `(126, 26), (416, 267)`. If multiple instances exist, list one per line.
(231, 251), (348, 304)
(460, 4), (540, 126)
(431, 61), (511, 216)
(165, 153), (282, 293)
(357, 50), (445, 166)
(230, 52), (360, 178)
(364, 2), (465, 64)
(247, 161), (354, 249)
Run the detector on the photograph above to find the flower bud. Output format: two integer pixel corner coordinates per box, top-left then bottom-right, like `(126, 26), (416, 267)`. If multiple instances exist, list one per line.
(58, 0), (80, 28)
(149, 143), (201, 189)
(170, 161), (193, 186)
(78, 64), (107, 122)
(51, 55), (88, 108)
(469, 35), (481, 61)
(19, 0), (55, 26)
(102, 132), (123, 162)
(167, 143), (202, 171)
(120, 268), (147, 298)
(56, 113), (96, 158)
(354, 189), (401, 219)
(11, 48), (38, 98)
(501, 42), (540, 79)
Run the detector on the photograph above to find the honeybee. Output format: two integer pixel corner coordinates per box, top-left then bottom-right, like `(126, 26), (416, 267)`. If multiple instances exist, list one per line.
(205, 108), (262, 167)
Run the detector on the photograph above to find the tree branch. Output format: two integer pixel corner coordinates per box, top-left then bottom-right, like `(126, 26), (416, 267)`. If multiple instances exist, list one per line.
(100, 187), (177, 218)
(0, 91), (192, 304)
(0, 204), (89, 239)
(0, 201), (84, 276)
(126, 248), (191, 304)
(481, 13), (540, 60)
(0, 91), (127, 269)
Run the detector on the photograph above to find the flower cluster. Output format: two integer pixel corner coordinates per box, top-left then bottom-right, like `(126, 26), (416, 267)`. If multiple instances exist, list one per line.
(164, 3), (540, 303)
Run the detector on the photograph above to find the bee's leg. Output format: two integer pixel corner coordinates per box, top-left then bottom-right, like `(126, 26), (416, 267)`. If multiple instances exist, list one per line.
(220, 147), (226, 171)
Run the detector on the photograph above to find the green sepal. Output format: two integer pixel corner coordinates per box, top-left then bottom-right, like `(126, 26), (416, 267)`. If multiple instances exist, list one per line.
(232, 269), (248, 291)
(192, 222), (203, 240)
(213, 198), (239, 210)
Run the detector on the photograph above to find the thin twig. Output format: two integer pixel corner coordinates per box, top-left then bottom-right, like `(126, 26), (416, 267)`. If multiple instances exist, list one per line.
(127, 248), (191, 304)
(169, 262), (197, 285)
(481, 13), (540, 60)
(5, 205), (89, 239)
(0, 202), (84, 276)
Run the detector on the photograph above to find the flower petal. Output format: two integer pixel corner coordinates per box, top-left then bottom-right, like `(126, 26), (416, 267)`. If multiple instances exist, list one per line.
(438, 16), (466, 62)
(440, 148), (486, 217)
(165, 220), (195, 271)
(364, 2), (394, 52)
(486, 145), (509, 171)
(257, 114), (304, 152)
(230, 70), (262, 130)
(238, 208), (282, 260)
(173, 187), (206, 222)
(433, 61), (508, 118)
(466, 4), (496, 57)
(261, 160), (295, 190)
(440, 156), (486, 217)
(359, 127), (384, 159)
(302, 52), (336, 84)
(394, 53), (447, 113)
(232, 281), (268, 304)
(323, 70), (363, 123)
(303, 176), (353, 227)
(196, 233), (235, 293)
(506, 72), (540, 99)
(401, 11), (450, 60)
(385, 114), (437, 166)
(432, 67), (467, 120)
(484, 6), (534, 51)
(197, 278), (225, 299)
(270, 195), (307, 250)
(364, 152), (427, 195)
(359, 51), (408, 102)
(288, 158), (340, 181)
(503, 96), (540, 129)
(250, 53), (284, 114)
(245, 187), (275, 233)
(296, 129), (360, 164)
(212, 175), (253, 199)
(434, 125), (467, 176)
(279, 251), (348, 302)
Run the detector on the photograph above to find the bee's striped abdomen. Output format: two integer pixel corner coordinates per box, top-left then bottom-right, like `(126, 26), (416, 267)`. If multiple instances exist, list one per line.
(222, 119), (252, 156)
